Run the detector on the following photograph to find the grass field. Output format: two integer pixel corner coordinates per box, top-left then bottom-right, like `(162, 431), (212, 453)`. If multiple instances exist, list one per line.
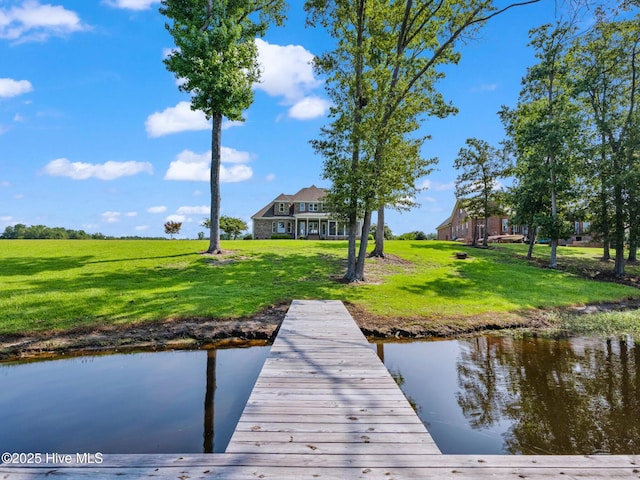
(1, 239), (639, 336)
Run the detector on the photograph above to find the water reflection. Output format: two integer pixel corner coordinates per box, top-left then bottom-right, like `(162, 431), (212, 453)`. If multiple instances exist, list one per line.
(457, 335), (640, 454)
(0, 346), (268, 454)
(380, 336), (640, 455)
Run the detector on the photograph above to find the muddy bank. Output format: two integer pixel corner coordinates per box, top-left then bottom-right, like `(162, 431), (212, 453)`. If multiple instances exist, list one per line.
(4, 300), (639, 363)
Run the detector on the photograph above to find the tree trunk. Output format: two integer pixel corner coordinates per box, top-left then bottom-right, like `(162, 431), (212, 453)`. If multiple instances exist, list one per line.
(343, 0), (366, 282)
(599, 135), (611, 261)
(527, 223), (535, 259)
(482, 215), (489, 247)
(344, 210), (359, 281)
(627, 193), (638, 262)
(353, 210), (373, 282)
(370, 205), (385, 258)
(471, 218), (478, 246)
(549, 161), (558, 269)
(207, 113), (223, 254)
(628, 223), (637, 262)
(613, 180), (625, 277)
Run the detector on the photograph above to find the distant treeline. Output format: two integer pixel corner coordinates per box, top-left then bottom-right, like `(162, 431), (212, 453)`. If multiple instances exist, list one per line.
(1, 224), (165, 240)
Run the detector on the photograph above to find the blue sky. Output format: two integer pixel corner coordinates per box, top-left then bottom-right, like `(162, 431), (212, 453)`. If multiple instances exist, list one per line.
(0, 0), (562, 239)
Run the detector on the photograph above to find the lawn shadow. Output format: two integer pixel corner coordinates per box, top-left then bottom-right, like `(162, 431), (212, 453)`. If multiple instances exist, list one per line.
(7, 250), (349, 333)
(0, 256), (95, 277)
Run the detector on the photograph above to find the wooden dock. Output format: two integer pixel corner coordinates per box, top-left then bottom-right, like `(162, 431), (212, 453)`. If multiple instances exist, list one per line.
(1, 300), (639, 479)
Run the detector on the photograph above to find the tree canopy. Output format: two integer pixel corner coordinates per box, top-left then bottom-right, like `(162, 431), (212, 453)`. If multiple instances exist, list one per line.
(160, 0), (286, 254)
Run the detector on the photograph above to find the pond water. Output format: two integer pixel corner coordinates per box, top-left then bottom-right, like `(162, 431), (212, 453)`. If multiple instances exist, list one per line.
(379, 335), (640, 455)
(1, 335), (639, 455)
(0, 347), (269, 454)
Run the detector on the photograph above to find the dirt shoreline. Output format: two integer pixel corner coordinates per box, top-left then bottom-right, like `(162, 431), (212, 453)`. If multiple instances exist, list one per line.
(3, 299), (639, 363)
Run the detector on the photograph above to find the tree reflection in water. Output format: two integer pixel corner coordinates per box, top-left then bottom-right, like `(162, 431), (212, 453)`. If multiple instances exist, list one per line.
(456, 335), (640, 454)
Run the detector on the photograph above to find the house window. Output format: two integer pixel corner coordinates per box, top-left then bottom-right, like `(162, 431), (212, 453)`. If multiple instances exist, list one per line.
(300, 203), (305, 212)
(583, 221), (590, 232)
(329, 221), (337, 236)
(287, 222), (292, 233)
(575, 222), (580, 234)
(502, 219), (509, 233)
(272, 222), (276, 233)
(309, 221), (319, 234)
(309, 203), (319, 212)
(278, 203), (285, 213)
(277, 221), (286, 233)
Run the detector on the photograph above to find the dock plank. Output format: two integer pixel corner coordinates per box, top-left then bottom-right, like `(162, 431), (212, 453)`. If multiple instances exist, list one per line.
(225, 299), (440, 458)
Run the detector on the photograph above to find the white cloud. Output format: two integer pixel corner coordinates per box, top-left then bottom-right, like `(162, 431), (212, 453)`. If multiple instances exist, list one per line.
(177, 205), (209, 215)
(104, 0), (159, 10)
(255, 39), (320, 101)
(165, 214), (186, 223)
(471, 83), (499, 93)
(145, 101), (244, 137)
(164, 149), (253, 183)
(164, 150), (209, 181)
(419, 179), (455, 191)
(0, 78), (33, 98)
(288, 96), (331, 120)
(222, 164), (253, 183)
(0, 215), (14, 222)
(145, 101), (209, 137)
(0, 1), (87, 43)
(13, 114), (26, 122)
(147, 206), (167, 214)
(125, 211), (137, 217)
(102, 211), (121, 223)
(0, 180), (10, 187)
(221, 146), (251, 163)
(135, 225), (149, 231)
(254, 40), (330, 121)
(43, 158), (153, 180)
(265, 173), (276, 182)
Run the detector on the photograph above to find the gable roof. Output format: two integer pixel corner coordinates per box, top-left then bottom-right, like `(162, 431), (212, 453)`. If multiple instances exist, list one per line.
(251, 185), (328, 219)
(291, 185), (326, 202)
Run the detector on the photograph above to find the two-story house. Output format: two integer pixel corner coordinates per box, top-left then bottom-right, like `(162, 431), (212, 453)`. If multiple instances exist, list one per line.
(437, 198), (593, 245)
(251, 185), (362, 240)
(436, 199), (524, 243)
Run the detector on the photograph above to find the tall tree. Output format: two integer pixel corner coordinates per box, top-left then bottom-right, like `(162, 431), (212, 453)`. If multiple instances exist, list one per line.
(504, 23), (581, 269)
(570, 16), (640, 276)
(454, 138), (510, 247)
(160, 0), (286, 254)
(307, 0), (540, 282)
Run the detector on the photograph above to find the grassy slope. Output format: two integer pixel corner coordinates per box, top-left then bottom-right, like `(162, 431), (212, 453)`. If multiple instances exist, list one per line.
(1, 239), (638, 335)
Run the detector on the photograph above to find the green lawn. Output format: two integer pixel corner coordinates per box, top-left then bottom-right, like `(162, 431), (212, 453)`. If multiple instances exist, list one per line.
(1, 239), (638, 335)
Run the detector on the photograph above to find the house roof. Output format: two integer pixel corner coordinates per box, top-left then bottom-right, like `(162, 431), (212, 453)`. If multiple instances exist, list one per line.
(291, 185), (326, 202)
(251, 185), (328, 219)
(436, 198), (462, 231)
